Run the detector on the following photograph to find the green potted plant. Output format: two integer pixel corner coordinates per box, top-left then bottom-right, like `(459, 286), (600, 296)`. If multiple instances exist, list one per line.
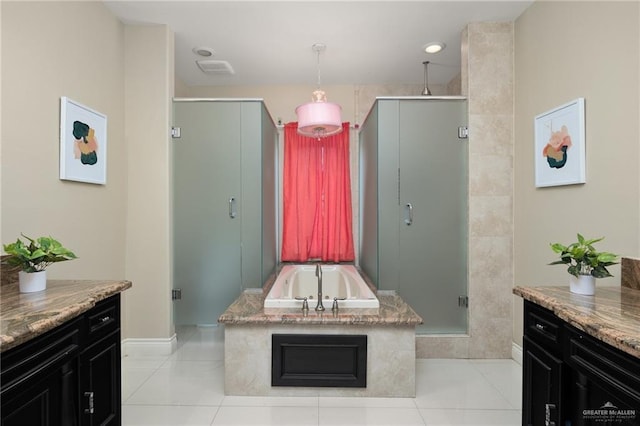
(549, 233), (618, 295)
(2, 234), (76, 293)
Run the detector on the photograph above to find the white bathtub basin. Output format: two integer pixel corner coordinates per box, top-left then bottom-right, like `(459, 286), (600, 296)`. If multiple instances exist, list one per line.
(264, 264), (379, 309)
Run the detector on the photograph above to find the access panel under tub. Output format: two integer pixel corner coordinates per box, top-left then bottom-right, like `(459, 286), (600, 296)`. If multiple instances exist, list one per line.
(271, 334), (367, 388)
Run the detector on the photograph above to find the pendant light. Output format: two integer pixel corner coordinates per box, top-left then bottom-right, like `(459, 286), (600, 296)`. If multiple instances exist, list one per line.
(421, 61), (432, 96)
(296, 43), (342, 138)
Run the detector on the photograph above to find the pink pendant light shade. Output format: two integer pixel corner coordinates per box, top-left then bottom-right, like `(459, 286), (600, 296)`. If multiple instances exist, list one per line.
(296, 90), (342, 138)
(296, 44), (343, 138)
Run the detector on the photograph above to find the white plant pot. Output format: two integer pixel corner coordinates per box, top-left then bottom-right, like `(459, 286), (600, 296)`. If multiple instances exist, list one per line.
(18, 270), (47, 293)
(569, 274), (596, 296)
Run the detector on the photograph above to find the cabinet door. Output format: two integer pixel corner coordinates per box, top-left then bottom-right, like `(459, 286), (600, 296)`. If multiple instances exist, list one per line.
(79, 331), (121, 426)
(1, 360), (77, 426)
(523, 336), (564, 426)
(173, 101), (242, 325)
(398, 99), (468, 333)
(1, 317), (80, 426)
(565, 325), (640, 425)
(568, 370), (640, 426)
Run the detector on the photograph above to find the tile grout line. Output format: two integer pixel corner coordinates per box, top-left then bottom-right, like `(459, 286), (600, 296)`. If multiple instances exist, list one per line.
(208, 405), (221, 426)
(468, 360), (522, 411)
(122, 356), (170, 405)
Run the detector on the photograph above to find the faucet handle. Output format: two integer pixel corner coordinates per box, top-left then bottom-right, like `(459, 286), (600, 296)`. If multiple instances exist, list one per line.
(295, 296), (309, 311)
(331, 297), (348, 312)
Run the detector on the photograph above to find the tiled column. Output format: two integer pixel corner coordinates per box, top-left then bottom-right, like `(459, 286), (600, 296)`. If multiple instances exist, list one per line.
(466, 22), (514, 358)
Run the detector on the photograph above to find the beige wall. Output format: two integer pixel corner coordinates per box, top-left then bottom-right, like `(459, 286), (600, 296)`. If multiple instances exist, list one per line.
(513, 1), (640, 346)
(1, 2), (176, 342)
(175, 76), (189, 98)
(0, 2), (3, 247)
(1, 2), (127, 280)
(124, 25), (175, 339)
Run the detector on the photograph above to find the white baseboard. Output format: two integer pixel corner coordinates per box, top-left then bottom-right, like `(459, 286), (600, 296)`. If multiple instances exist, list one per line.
(122, 334), (177, 358)
(512, 342), (523, 365)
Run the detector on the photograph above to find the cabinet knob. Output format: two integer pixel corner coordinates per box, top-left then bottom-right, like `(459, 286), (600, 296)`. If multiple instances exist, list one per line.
(536, 323), (545, 331)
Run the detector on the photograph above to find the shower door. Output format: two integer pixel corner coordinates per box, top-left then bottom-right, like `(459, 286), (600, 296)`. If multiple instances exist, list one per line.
(398, 99), (468, 334)
(172, 101), (242, 325)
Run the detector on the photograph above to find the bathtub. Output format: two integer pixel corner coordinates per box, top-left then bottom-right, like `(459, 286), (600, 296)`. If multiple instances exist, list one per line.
(264, 264), (379, 309)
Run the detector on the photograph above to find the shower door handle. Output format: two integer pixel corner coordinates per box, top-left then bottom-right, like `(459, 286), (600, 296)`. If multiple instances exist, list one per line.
(229, 197), (237, 219)
(404, 203), (413, 226)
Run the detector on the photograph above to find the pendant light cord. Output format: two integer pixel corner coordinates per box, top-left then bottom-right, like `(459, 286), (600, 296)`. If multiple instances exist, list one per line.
(309, 43), (329, 103)
(316, 48), (322, 90)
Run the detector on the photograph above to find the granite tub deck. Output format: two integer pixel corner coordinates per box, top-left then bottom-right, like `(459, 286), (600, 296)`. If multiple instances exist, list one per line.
(219, 289), (423, 397)
(0, 279), (132, 352)
(513, 285), (640, 359)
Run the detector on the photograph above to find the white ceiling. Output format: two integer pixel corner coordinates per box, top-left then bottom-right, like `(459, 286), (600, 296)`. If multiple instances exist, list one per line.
(104, 1), (533, 88)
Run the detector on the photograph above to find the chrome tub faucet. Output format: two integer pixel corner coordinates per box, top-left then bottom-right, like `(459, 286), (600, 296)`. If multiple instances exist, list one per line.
(315, 264), (325, 311)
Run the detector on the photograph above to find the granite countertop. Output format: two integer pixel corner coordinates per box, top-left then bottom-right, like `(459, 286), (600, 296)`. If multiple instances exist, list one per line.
(0, 279), (132, 352)
(219, 289), (423, 326)
(513, 285), (640, 359)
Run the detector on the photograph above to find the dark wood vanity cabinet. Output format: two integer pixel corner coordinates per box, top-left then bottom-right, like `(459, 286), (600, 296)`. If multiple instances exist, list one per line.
(523, 300), (640, 426)
(523, 301), (566, 426)
(1, 294), (122, 426)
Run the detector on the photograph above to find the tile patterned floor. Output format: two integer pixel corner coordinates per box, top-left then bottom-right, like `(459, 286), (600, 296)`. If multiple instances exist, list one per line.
(122, 326), (522, 425)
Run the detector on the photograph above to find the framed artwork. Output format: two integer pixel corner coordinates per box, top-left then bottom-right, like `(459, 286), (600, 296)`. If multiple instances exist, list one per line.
(59, 97), (107, 184)
(534, 98), (585, 187)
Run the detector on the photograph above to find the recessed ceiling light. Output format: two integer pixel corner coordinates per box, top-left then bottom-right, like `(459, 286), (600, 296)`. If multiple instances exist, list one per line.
(423, 42), (446, 54)
(192, 46), (215, 57)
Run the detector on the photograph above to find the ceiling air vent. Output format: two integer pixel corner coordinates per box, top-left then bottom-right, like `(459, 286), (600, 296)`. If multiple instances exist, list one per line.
(196, 59), (235, 75)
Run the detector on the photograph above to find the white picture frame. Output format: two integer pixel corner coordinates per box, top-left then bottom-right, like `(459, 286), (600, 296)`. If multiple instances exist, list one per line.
(534, 98), (585, 188)
(59, 97), (107, 184)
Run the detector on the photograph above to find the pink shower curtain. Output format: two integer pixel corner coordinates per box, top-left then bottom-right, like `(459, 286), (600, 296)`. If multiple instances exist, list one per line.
(281, 122), (355, 262)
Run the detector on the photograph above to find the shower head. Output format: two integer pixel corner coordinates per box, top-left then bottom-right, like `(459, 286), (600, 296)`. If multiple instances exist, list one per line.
(422, 61), (432, 96)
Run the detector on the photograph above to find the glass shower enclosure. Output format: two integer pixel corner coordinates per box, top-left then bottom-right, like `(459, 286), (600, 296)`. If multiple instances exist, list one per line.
(359, 97), (468, 334)
(172, 99), (277, 325)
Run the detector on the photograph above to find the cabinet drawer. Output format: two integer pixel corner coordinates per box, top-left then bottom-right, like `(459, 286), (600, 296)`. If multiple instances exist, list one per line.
(565, 324), (640, 405)
(85, 294), (120, 345)
(524, 301), (563, 354)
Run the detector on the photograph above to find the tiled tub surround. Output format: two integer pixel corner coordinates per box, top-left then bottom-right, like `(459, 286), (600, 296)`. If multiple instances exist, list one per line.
(513, 285), (640, 359)
(0, 279), (132, 351)
(219, 289), (422, 397)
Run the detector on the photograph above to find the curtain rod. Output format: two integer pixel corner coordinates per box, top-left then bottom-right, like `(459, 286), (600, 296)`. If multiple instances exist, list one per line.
(276, 123), (359, 130)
